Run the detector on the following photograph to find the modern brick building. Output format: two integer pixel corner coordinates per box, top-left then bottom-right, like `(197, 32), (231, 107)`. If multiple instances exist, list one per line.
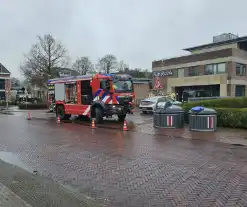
(152, 33), (247, 101)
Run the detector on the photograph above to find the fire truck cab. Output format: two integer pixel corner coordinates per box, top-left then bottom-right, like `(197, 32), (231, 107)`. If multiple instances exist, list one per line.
(48, 73), (135, 123)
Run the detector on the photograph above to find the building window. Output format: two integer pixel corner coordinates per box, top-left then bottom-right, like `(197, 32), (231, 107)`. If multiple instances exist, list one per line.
(217, 63), (226, 73)
(0, 79), (5, 90)
(235, 85), (246, 97)
(236, 63), (246, 76)
(188, 66), (200, 76)
(0, 92), (5, 100)
(177, 68), (184, 77)
(204, 64), (214, 75)
(204, 63), (226, 75)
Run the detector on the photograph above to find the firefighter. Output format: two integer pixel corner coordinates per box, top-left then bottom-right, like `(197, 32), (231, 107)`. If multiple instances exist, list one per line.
(123, 82), (129, 90)
(170, 92), (176, 100)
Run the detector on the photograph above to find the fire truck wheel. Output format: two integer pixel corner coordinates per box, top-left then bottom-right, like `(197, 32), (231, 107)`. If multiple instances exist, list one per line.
(95, 107), (103, 124)
(56, 105), (71, 120)
(118, 114), (126, 121)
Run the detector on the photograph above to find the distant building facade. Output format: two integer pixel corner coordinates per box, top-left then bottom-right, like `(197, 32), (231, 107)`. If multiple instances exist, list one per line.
(0, 63), (11, 100)
(132, 78), (152, 104)
(152, 33), (247, 101)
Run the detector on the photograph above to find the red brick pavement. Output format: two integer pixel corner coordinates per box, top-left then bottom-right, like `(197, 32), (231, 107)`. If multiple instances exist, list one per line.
(0, 183), (32, 206)
(134, 119), (247, 146)
(0, 114), (247, 206)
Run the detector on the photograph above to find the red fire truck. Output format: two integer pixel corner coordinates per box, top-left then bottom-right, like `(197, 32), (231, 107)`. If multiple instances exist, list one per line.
(48, 73), (135, 123)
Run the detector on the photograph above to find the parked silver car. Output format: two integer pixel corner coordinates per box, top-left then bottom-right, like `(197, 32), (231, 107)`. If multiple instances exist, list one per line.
(139, 96), (181, 114)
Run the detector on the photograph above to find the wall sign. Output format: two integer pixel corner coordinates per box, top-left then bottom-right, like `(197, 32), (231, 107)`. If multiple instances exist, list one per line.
(152, 70), (173, 77)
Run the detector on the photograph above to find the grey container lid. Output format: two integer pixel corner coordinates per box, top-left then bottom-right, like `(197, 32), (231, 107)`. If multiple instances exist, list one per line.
(155, 103), (184, 114)
(188, 106), (216, 115)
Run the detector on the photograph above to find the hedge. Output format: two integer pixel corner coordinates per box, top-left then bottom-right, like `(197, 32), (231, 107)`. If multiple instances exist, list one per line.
(19, 103), (48, 110)
(182, 97), (247, 110)
(216, 108), (247, 128)
(0, 101), (16, 106)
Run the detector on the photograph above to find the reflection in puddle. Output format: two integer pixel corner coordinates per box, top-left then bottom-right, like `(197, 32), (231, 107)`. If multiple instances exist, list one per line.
(0, 151), (33, 173)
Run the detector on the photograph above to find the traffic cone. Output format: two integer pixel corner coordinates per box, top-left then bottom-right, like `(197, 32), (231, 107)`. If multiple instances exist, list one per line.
(123, 119), (128, 131)
(91, 119), (96, 129)
(57, 116), (61, 124)
(27, 112), (31, 120)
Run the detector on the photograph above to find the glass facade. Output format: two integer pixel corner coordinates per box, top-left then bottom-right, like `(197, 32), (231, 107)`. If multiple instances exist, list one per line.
(236, 63), (246, 76)
(177, 68), (184, 77)
(204, 63), (226, 75)
(188, 66), (200, 76)
(235, 85), (246, 97)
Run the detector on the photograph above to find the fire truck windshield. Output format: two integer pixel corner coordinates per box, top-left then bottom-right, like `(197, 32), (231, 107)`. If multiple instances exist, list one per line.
(113, 80), (133, 93)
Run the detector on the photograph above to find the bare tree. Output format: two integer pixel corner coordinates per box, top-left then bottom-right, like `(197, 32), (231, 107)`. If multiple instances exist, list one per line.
(10, 77), (21, 88)
(72, 56), (94, 75)
(98, 54), (117, 73)
(117, 60), (129, 72)
(20, 34), (68, 88)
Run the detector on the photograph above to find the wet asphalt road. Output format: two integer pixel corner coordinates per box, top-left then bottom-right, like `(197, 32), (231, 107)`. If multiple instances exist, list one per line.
(1, 110), (247, 206)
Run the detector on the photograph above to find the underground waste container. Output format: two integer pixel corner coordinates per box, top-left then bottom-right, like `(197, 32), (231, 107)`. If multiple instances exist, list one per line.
(188, 106), (217, 132)
(153, 100), (184, 128)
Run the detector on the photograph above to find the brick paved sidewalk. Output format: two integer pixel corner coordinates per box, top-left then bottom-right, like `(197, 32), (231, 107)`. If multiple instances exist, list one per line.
(0, 159), (104, 207)
(136, 121), (247, 145)
(0, 182), (32, 206)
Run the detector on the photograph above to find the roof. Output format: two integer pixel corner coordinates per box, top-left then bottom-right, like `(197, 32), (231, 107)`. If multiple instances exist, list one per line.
(183, 35), (247, 52)
(48, 75), (92, 84)
(114, 71), (152, 79)
(48, 73), (114, 84)
(48, 73), (135, 84)
(0, 63), (10, 74)
(133, 78), (152, 84)
(133, 81), (150, 84)
(132, 78), (152, 81)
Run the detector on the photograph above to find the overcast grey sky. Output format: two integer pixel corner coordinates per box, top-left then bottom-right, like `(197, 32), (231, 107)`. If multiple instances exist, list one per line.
(0, 0), (246, 78)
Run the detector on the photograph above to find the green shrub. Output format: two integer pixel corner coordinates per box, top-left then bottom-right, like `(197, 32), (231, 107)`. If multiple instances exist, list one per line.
(19, 103), (48, 110)
(216, 108), (247, 128)
(182, 97), (247, 109)
(0, 101), (16, 106)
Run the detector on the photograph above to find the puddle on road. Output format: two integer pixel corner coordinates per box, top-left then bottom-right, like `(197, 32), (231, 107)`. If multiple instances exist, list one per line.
(0, 151), (33, 173)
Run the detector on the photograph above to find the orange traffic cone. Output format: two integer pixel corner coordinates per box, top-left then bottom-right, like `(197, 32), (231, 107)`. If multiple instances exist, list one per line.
(91, 119), (96, 129)
(123, 119), (128, 131)
(57, 116), (61, 124)
(27, 112), (31, 120)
